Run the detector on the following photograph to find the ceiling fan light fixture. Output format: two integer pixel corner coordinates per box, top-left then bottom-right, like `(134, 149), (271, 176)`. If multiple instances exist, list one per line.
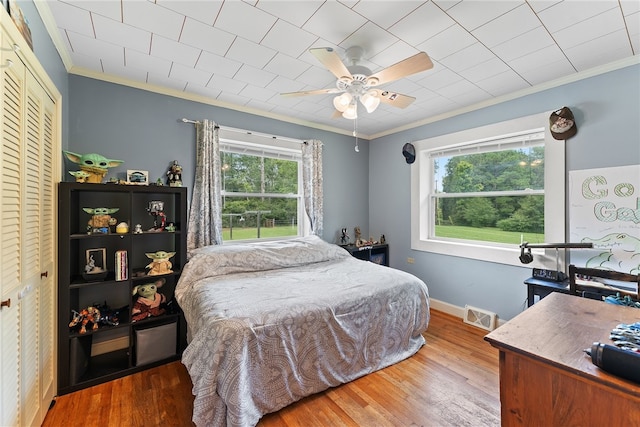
(342, 101), (358, 119)
(360, 90), (380, 113)
(333, 92), (352, 112)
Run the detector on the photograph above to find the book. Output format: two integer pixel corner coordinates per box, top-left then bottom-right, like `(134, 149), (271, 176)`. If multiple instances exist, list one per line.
(115, 250), (128, 281)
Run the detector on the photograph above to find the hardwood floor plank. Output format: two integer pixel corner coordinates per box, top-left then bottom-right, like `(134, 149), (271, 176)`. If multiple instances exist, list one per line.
(42, 310), (499, 427)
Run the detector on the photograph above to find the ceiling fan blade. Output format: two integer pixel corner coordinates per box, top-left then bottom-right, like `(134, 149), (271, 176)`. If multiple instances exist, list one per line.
(310, 47), (353, 80)
(377, 91), (416, 109)
(367, 52), (433, 86)
(281, 88), (341, 97)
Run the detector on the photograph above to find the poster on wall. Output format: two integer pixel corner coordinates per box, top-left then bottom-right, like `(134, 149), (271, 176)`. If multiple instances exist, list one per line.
(569, 165), (640, 274)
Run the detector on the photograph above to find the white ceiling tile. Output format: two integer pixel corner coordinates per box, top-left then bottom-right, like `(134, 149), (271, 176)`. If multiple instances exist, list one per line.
(234, 64), (277, 87)
(226, 38), (277, 69)
(147, 72), (187, 91)
(439, 43), (495, 73)
(416, 67), (464, 91)
(563, 30), (634, 71)
(61, 0), (122, 21)
(526, 1), (562, 14)
(261, 20), (318, 58)
(239, 85), (277, 102)
(537, 0), (619, 33)
(255, 1), (323, 27)
(208, 74), (247, 94)
(48, 1), (94, 37)
(432, 0), (463, 12)
(103, 62), (148, 83)
(264, 53), (311, 81)
(184, 82), (222, 100)
(458, 57), (510, 83)
(621, 0), (640, 16)
(67, 30), (124, 64)
(389, 2), (455, 46)
(340, 21), (399, 58)
(68, 51), (103, 72)
(122, 1), (185, 41)
(156, 0), (223, 26)
(170, 63), (213, 87)
(195, 52), (242, 77)
(302, 1), (368, 45)
(445, 0), (524, 31)
(552, 7), (627, 50)
(266, 75), (307, 94)
(510, 46), (576, 85)
(217, 91), (250, 105)
(150, 35), (200, 67)
(294, 65), (336, 88)
(416, 24), (476, 61)
(93, 14), (151, 54)
(125, 49), (172, 76)
(368, 41), (423, 70)
(352, 1), (426, 30)
(491, 26), (555, 62)
(215, 1), (277, 43)
(472, 4), (540, 48)
(474, 69), (530, 96)
(180, 18), (236, 56)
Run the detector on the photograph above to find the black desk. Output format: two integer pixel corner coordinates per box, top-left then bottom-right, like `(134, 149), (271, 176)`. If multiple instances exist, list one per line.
(524, 276), (570, 307)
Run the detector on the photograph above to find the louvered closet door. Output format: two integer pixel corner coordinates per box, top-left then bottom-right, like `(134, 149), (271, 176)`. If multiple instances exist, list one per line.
(0, 35), (26, 427)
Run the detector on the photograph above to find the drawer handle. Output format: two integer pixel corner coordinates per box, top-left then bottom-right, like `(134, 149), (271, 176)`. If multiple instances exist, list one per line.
(1, 299), (10, 309)
(41, 271), (48, 278)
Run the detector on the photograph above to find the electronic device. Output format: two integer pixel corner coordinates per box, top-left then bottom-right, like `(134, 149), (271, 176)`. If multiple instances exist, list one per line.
(585, 342), (640, 384)
(532, 268), (567, 282)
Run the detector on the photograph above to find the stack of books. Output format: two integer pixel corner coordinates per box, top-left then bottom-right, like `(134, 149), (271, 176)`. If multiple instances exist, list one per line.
(115, 250), (128, 281)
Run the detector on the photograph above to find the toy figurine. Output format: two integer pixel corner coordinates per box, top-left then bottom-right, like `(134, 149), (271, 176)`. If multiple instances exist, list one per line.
(133, 224), (143, 234)
(340, 227), (350, 245)
(166, 160), (183, 187)
(147, 201), (166, 231)
(69, 306), (101, 334)
(131, 278), (166, 322)
(63, 151), (124, 183)
(83, 207), (119, 233)
(69, 170), (91, 183)
(145, 250), (175, 275)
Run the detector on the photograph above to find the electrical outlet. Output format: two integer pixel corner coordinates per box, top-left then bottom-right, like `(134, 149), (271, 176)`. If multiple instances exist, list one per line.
(407, 257), (415, 264)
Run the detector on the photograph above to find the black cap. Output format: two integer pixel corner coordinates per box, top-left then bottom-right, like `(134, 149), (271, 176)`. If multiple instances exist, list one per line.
(549, 107), (577, 140)
(402, 143), (415, 164)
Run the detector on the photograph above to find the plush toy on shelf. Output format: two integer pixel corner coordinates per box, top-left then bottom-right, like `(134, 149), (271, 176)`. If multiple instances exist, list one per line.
(145, 250), (175, 275)
(131, 278), (167, 322)
(63, 151), (124, 183)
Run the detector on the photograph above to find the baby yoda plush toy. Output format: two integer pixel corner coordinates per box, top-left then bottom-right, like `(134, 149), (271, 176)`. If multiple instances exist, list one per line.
(131, 278), (166, 322)
(64, 151), (124, 183)
(145, 250), (176, 276)
(83, 207), (119, 233)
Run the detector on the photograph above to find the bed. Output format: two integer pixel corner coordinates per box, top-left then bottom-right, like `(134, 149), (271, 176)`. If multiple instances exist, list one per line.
(175, 235), (430, 427)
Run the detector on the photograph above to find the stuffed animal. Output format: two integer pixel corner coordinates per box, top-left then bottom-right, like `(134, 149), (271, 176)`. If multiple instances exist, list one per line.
(131, 278), (166, 322)
(145, 250), (175, 275)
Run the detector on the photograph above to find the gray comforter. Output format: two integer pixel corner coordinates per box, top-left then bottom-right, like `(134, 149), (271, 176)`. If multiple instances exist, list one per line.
(175, 236), (430, 427)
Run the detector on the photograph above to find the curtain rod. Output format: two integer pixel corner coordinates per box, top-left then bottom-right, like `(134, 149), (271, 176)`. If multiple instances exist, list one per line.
(180, 118), (200, 124)
(181, 118), (304, 144)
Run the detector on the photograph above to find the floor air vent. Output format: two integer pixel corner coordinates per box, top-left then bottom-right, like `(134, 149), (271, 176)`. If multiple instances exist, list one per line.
(463, 305), (497, 331)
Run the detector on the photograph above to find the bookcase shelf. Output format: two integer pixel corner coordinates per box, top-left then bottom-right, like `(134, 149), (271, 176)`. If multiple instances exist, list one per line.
(57, 182), (188, 395)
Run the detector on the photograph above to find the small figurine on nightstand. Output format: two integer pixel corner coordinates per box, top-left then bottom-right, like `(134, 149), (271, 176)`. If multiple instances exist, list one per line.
(166, 160), (183, 187)
(340, 227), (350, 245)
(354, 226), (364, 247)
(380, 234), (386, 244)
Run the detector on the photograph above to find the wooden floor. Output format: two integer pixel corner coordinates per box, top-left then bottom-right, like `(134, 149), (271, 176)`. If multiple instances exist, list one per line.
(42, 310), (500, 426)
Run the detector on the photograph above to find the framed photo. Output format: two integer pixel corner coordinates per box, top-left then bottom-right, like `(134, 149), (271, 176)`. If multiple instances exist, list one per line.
(86, 248), (107, 273)
(127, 170), (149, 185)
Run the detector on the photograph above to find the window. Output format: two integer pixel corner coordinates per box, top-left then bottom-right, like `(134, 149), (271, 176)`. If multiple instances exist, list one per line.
(219, 128), (307, 242)
(411, 112), (565, 267)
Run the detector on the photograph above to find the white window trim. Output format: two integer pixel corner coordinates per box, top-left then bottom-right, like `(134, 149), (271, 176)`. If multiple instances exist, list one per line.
(410, 111), (565, 268)
(219, 127), (310, 242)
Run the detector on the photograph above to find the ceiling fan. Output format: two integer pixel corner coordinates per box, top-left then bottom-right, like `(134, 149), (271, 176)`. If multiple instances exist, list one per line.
(281, 46), (433, 119)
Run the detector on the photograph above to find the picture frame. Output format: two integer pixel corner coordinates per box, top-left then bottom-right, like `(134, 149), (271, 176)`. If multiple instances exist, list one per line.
(127, 170), (149, 185)
(86, 248), (106, 272)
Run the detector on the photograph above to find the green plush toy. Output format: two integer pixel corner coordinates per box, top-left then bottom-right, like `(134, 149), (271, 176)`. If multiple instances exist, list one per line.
(131, 278), (166, 322)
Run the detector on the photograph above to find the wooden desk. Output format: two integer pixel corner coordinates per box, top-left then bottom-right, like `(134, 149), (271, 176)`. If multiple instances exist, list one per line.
(485, 293), (640, 426)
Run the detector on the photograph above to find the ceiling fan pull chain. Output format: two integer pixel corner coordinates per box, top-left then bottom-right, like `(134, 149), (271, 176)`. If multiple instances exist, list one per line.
(353, 118), (359, 153)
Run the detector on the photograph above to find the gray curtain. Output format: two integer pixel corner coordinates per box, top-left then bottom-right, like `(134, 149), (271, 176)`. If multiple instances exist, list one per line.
(187, 120), (223, 257)
(302, 139), (323, 236)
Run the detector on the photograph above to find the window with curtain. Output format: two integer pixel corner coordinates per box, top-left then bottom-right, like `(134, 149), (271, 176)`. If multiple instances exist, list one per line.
(411, 112), (565, 266)
(219, 128), (306, 242)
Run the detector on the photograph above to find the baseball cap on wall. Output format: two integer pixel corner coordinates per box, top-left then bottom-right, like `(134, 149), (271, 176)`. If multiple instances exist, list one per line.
(549, 107), (577, 140)
(402, 143), (415, 164)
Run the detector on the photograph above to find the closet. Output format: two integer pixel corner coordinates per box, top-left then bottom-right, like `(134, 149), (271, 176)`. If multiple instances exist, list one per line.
(0, 8), (61, 426)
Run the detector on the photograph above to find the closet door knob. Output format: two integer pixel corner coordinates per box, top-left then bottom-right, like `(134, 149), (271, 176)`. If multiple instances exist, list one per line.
(1, 299), (10, 309)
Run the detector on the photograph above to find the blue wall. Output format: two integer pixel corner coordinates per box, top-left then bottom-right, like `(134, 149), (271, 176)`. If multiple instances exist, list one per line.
(370, 63), (640, 320)
(23, 0), (640, 320)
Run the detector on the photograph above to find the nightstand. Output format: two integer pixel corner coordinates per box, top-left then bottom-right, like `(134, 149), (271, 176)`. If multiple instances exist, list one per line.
(342, 244), (389, 266)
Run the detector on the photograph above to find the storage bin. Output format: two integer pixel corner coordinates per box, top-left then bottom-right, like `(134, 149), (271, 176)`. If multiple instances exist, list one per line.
(134, 321), (177, 366)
